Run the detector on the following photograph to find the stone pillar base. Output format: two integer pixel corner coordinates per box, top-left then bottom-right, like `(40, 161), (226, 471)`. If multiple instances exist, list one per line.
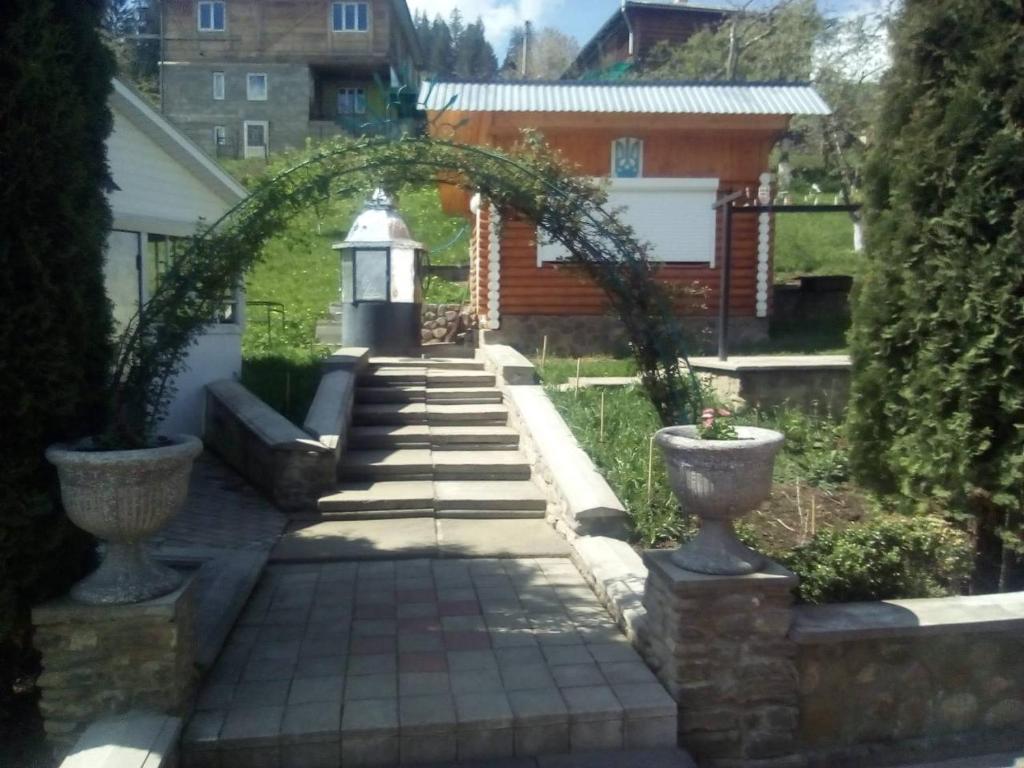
(642, 550), (803, 768)
(32, 572), (197, 753)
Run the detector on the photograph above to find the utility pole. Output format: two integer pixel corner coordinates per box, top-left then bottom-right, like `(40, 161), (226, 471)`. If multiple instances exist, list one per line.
(522, 21), (531, 78)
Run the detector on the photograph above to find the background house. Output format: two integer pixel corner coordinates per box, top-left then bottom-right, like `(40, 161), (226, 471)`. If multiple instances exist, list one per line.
(565, 0), (729, 79)
(159, 0), (423, 157)
(106, 78), (248, 435)
(421, 79), (830, 355)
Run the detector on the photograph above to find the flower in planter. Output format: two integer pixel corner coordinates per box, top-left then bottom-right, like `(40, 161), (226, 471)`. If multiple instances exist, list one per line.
(698, 407), (738, 440)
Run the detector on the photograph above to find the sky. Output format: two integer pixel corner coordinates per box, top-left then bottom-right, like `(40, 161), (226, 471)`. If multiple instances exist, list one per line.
(406, 0), (884, 58)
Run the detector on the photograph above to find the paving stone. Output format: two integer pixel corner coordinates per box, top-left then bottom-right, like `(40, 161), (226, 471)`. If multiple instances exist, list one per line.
(437, 520), (570, 558)
(508, 688), (569, 726)
(599, 661), (657, 685)
(587, 643), (639, 664)
(400, 671), (451, 696)
(536, 748), (696, 768)
(444, 631), (491, 650)
(271, 518), (437, 562)
(401, 732), (457, 764)
(341, 697), (399, 736)
(280, 701), (341, 739)
(611, 683), (677, 720)
(182, 709), (225, 748)
(455, 691), (515, 729)
(497, 647), (545, 668)
(397, 602), (439, 619)
(294, 655), (346, 678)
(348, 654), (397, 675)
(399, 651), (448, 673)
(500, 663), (557, 691)
(561, 686), (624, 723)
(399, 692), (457, 735)
(451, 667), (505, 694)
(552, 664), (606, 689)
(542, 645), (594, 667)
(287, 675), (344, 704)
(351, 636), (398, 655)
(353, 619), (399, 637)
(345, 673), (397, 700)
(447, 649), (499, 672)
(197, 682), (234, 711)
(458, 728), (515, 761)
(231, 679), (291, 709)
(220, 705), (284, 745)
(442, 615), (487, 632)
(398, 631), (444, 653)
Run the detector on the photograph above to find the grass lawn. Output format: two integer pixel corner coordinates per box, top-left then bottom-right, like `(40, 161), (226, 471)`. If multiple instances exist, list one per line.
(547, 385), (863, 552)
(774, 210), (862, 282)
(221, 155), (471, 417)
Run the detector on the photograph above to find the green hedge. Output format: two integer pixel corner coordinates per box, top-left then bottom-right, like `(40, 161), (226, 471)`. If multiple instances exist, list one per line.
(0, 0), (115, 712)
(847, 0), (1024, 590)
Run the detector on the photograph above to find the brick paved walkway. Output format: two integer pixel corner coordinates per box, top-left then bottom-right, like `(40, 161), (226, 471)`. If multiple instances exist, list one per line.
(185, 558), (677, 767)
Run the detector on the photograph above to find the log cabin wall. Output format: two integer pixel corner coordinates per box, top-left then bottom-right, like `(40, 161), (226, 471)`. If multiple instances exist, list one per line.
(465, 120), (781, 354)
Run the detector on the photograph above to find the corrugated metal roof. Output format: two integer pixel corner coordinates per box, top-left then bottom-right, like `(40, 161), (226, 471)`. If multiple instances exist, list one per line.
(419, 80), (831, 116)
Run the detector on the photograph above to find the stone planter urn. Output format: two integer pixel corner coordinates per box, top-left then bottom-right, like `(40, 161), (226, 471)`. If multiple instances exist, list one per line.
(655, 425), (784, 575)
(45, 435), (203, 604)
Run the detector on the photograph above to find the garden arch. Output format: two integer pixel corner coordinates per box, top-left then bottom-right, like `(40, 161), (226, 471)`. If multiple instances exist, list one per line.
(115, 134), (704, 437)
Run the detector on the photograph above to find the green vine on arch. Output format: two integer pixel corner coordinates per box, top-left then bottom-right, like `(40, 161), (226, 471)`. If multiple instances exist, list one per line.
(109, 133), (703, 446)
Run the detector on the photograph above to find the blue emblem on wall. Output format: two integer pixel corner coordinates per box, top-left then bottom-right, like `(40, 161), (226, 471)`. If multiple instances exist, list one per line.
(613, 137), (643, 178)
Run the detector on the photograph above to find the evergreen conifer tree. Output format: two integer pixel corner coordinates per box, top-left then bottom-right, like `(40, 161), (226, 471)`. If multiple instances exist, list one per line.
(848, 0), (1024, 591)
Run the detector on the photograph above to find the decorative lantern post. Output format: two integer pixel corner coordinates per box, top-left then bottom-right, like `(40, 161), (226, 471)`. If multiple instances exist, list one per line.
(334, 189), (426, 353)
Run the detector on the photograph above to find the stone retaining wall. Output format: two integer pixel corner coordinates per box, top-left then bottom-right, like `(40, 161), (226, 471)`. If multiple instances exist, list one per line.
(791, 594), (1024, 767)
(32, 577), (197, 752)
(421, 303), (473, 343)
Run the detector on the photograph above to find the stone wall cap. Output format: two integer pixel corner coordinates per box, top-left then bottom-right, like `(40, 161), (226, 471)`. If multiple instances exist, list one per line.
(790, 591), (1024, 644)
(206, 380), (331, 454)
(60, 710), (182, 768)
(33, 572), (196, 625)
(478, 343), (537, 385)
(323, 347), (370, 371)
(643, 549), (798, 593)
(689, 355), (851, 373)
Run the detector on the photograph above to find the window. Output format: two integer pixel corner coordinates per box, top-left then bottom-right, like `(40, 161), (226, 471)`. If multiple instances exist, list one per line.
(538, 178), (720, 264)
(246, 73), (267, 101)
(332, 2), (368, 31)
(243, 120), (268, 159)
(336, 87), (367, 115)
(212, 71), (225, 100)
(147, 234), (238, 323)
(197, 1), (225, 31)
(213, 125), (226, 146)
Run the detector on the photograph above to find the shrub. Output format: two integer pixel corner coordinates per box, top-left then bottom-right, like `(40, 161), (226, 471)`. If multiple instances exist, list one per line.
(783, 514), (971, 604)
(847, 0), (1024, 590)
(0, 0), (115, 713)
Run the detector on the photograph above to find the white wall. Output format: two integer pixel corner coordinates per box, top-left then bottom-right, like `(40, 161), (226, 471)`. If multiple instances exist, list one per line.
(160, 326), (243, 437)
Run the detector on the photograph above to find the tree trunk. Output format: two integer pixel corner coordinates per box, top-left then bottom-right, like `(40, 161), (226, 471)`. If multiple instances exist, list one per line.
(970, 493), (1004, 594)
(853, 217), (864, 252)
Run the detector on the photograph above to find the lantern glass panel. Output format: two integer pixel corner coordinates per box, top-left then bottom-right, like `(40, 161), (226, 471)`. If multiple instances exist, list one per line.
(340, 249), (353, 302)
(389, 247), (417, 302)
(354, 248), (388, 301)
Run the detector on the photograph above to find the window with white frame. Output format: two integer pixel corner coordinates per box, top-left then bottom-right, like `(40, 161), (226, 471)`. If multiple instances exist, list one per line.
(197, 1), (226, 31)
(246, 73), (267, 101)
(537, 178), (720, 265)
(336, 87), (367, 115)
(332, 2), (369, 31)
(212, 71), (225, 100)
(213, 125), (227, 146)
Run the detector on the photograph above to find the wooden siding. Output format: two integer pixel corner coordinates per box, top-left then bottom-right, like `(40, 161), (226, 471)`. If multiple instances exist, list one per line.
(164, 0), (396, 64)
(629, 6), (728, 63)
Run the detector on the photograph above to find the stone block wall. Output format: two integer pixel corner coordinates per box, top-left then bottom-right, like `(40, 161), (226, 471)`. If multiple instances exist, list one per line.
(32, 577), (197, 751)
(642, 553), (803, 768)
(792, 596), (1024, 766)
(421, 303), (473, 343)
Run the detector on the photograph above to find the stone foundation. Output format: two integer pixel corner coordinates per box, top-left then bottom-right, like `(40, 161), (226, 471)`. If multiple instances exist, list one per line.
(421, 303), (473, 343)
(483, 315), (767, 357)
(642, 552), (803, 768)
(32, 574), (198, 753)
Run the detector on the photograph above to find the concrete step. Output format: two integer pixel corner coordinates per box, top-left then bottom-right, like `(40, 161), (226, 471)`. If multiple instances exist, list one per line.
(317, 478), (548, 517)
(427, 386), (503, 404)
(339, 449), (433, 480)
(361, 367), (428, 387)
(427, 369), (496, 388)
(355, 385), (426, 404)
(369, 356), (485, 370)
(433, 450), (532, 480)
(426, 403), (508, 426)
(349, 425), (520, 451)
(353, 403), (427, 426)
(434, 479), (548, 511)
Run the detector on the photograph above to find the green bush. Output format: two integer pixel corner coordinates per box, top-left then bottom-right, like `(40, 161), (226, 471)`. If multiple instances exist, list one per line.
(783, 514), (971, 604)
(847, 0), (1024, 590)
(0, 0), (115, 713)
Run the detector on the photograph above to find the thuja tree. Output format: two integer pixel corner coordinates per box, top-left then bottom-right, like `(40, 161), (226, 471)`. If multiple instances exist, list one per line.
(847, 0), (1024, 591)
(0, 0), (114, 711)
(112, 133), (703, 448)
